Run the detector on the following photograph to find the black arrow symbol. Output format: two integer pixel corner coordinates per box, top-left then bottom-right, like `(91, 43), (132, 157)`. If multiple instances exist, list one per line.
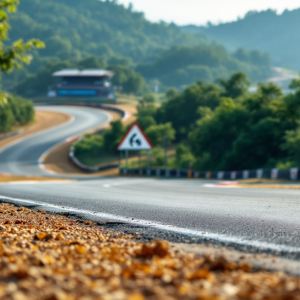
(130, 134), (141, 147)
(130, 134), (137, 146)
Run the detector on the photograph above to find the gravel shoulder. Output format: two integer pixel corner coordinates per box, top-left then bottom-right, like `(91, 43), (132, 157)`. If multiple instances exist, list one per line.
(1, 202), (300, 300)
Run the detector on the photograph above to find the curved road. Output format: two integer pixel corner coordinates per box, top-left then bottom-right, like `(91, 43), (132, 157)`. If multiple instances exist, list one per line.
(1, 105), (300, 257)
(0, 106), (110, 177)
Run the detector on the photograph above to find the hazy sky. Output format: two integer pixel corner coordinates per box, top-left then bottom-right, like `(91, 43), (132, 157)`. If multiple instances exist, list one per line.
(117, 0), (300, 25)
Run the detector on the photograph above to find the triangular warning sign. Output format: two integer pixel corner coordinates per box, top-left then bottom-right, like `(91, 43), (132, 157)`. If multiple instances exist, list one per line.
(118, 122), (153, 151)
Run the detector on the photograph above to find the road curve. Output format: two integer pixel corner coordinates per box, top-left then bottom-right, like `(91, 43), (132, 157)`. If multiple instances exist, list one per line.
(1, 105), (300, 256)
(1, 178), (300, 256)
(0, 106), (110, 177)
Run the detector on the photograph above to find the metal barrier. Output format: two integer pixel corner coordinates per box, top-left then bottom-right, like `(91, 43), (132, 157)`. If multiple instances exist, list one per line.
(35, 102), (127, 173)
(0, 129), (24, 141)
(120, 167), (300, 181)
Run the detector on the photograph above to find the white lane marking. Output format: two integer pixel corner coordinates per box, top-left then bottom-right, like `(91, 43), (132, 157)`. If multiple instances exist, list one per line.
(102, 181), (136, 188)
(203, 184), (241, 188)
(203, 181), (240, 188)
(0, 195), (300, 254)
(38, 108), (112, 175)
(0, 180), (73, 185)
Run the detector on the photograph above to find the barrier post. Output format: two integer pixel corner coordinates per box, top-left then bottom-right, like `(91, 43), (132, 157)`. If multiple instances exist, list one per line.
(147, 150), (150, 173)
(125, 150), (128, 171)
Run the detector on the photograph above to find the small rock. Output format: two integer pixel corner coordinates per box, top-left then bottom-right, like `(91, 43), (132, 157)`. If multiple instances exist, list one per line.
(0, 225), (5, 230)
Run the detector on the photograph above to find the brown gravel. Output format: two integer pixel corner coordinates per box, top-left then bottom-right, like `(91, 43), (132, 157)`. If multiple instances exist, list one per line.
(1, 203), (300, 300)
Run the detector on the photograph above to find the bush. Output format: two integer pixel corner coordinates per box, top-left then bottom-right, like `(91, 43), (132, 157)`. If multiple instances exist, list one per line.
(0, 94), (34, 133)
(145, 123), (176, 147)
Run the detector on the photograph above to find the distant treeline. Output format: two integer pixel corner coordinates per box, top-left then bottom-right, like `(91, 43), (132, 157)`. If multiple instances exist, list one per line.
(74, 73), (300, 170)
(5, 0), (271, 95)
(182, 8), (300, 70)
(137, 45), (271, 87)
(0, 95), (34, 133)
(13, 57), (148, 98)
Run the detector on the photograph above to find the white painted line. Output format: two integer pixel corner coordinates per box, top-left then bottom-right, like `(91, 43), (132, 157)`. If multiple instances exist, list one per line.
(0, 195), (299, 254)
(102, 181), (136, 188)
(203, 181), (240, 188)
(203, 184), (241, 188)
(0, 180), (73, 185)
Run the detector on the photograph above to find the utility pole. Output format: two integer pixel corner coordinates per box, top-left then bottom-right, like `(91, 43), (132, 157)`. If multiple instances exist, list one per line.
(147, 150), (150, 170)
(164, 136), (168, 169)
(125, 150), (128, 171)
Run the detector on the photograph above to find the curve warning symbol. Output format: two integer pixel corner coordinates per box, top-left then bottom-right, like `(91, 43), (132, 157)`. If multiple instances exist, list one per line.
(118, 122), (153, 151)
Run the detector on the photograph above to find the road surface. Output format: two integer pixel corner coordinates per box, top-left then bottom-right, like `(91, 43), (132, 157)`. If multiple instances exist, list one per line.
(1, 105), (300, 257)
(1, 178), (300, 257)
(0, 106), (110, 177)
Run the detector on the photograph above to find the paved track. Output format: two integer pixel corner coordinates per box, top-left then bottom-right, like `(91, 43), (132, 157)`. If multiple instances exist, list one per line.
(0, 106), (110, 176)
(1, 178), (300, 254)
(1, 105), (300, 255)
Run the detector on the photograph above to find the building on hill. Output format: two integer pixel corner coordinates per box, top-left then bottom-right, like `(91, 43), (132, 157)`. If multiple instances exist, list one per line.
(48, 69), (115, 100)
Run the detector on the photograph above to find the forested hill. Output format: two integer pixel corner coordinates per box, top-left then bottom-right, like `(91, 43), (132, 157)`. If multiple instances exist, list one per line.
(11, 0), (203, 73)
(181, 8), (300, 70)
(6, 0), (272, 93)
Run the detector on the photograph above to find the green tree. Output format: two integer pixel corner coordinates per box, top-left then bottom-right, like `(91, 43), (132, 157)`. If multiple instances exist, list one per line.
(145, 123), (175, 146)
(282, 127), (300, 166)
(123, 74), (145, 94)
(175, 144), (195, 168)
(103, 120), (125, 153)
(165, 87), (178, 98)
(0, 0), (44, 104)
(136, 116), (156, 131)
(218, 72), (250, 99)
(156, 81), (222, 140)
(139, 93), (155, 106)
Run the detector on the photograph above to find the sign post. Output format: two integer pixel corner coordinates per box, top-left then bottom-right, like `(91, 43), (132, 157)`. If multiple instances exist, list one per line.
(118, 122), (153, 174)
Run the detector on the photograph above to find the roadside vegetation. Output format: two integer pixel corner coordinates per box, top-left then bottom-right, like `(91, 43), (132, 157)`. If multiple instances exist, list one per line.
(0, 95), (34, 133)
(0, 0), (43, 134)
(74, 71), (300, 171)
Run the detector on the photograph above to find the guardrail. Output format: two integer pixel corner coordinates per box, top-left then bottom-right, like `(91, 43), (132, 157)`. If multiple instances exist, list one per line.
(0, 129), (24, 141)
(120, 167), (300, 181)
(69, 143), (119, 173)
(34, 102), (127, 173)
(34, 102), (127, 119)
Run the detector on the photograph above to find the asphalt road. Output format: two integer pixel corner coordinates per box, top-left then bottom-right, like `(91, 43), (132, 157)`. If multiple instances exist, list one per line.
(1, 178), (300, 257)
(0, 106), (110, 176)
(1, 105), (300, 257)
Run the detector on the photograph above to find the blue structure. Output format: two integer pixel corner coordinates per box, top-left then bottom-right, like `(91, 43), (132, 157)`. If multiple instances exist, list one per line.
(48, 69), (115, 100)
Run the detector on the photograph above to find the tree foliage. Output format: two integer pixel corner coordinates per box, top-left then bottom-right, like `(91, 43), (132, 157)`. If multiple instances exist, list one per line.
(183, 8), (300, 69)
(0, 0), (42, 131)
(136, 45), (271, 87)
(4, 0), (271, 92)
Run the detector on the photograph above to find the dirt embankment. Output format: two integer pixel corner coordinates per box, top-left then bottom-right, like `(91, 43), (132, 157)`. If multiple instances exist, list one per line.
(0, 110), (72, 183)
(43, 103), (137, 176)
(0, 110), (70, 150)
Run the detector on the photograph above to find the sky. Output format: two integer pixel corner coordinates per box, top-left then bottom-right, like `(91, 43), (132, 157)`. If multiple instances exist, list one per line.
(117, 0), (300, 25)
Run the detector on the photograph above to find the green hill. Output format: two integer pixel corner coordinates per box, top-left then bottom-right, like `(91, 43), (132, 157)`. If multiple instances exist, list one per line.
(5, 0), (272, 94)
(10, 0), (203, 72)
(181, 8), (300, 70)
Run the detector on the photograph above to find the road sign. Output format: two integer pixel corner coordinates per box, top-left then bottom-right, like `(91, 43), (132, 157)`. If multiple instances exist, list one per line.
(118, 122), (153, 151)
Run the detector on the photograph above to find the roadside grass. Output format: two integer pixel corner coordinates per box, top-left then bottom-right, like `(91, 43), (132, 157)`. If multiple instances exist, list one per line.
(75, 152), (119, 167)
